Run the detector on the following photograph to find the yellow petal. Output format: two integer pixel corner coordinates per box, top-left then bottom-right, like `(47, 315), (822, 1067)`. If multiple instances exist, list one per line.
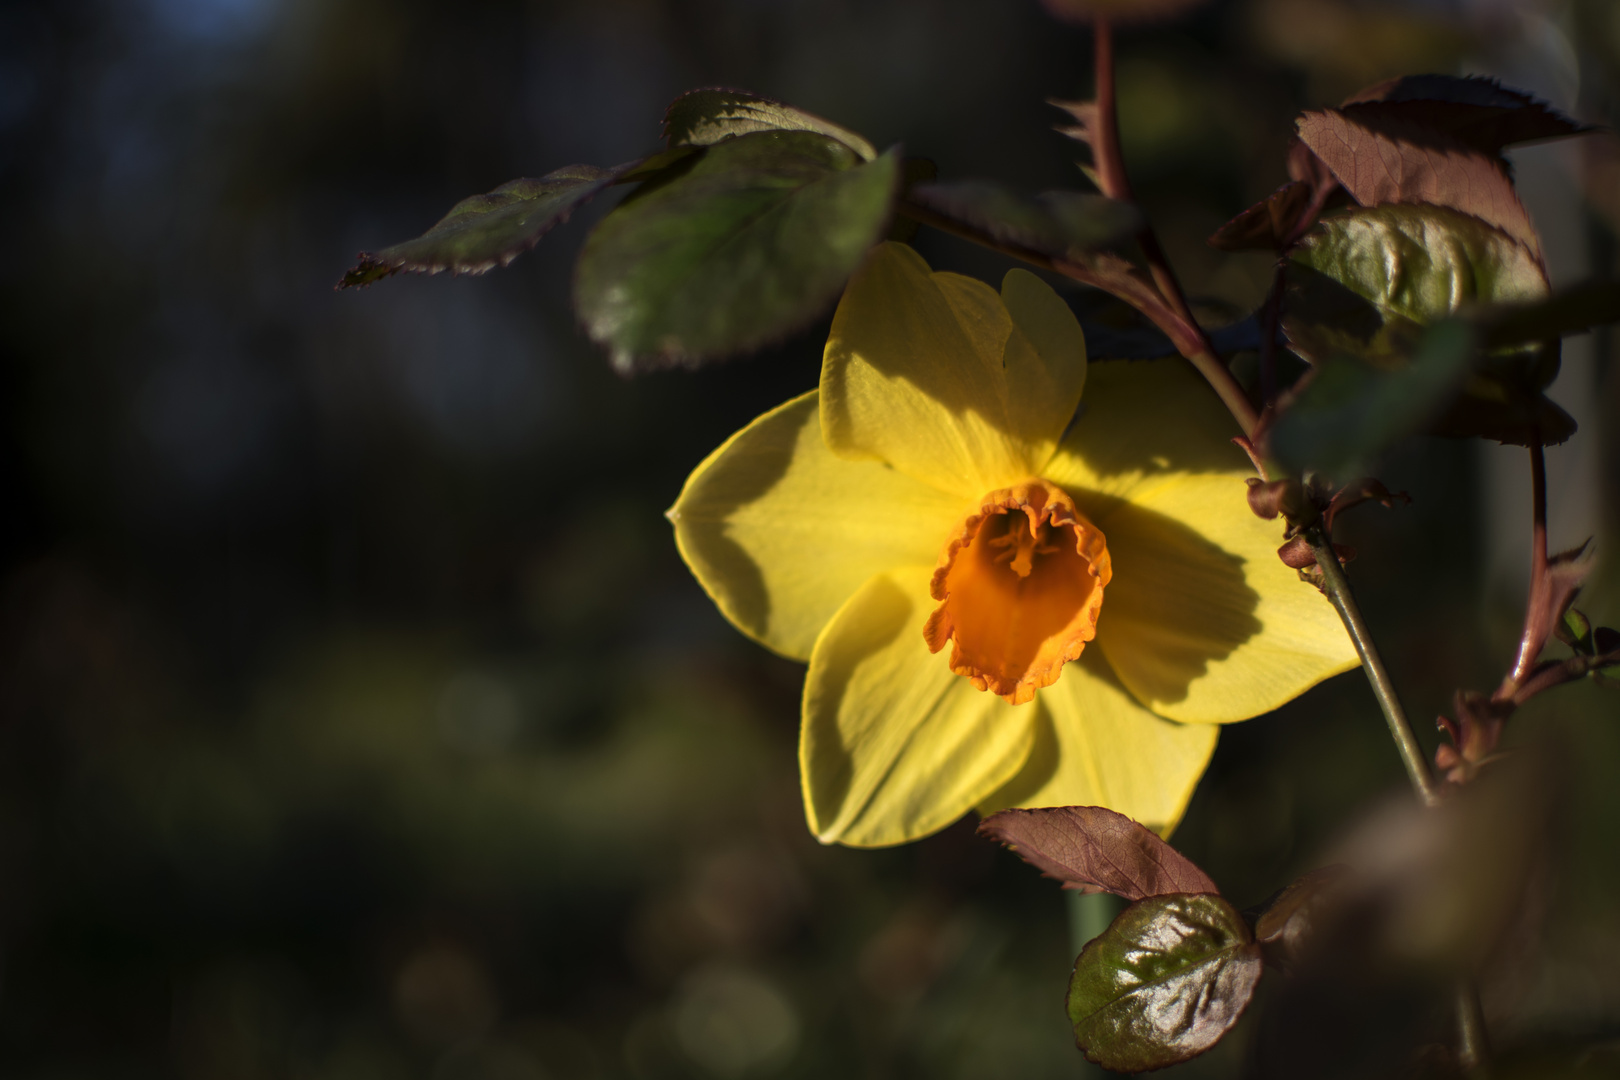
(979, 649), (1218, 837)
(802, 567), (1036, 847)
(820, 242), (1087, 498)
(1042, 357), (1251, 501)
(1042, 358), (1356, 723)
(1092, 470), (1357, 722)
(670, 391), (970, 661)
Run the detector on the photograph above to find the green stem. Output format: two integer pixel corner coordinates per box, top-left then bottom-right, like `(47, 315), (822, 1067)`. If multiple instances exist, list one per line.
(1311, 536), (1492, 1069)
(1308, 533), (1441, 807)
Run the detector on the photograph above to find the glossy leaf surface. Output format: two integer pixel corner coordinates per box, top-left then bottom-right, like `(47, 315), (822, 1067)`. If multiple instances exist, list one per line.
(906, 181), (1141, 261)
(1297, 109), (1540, 253)
(663, 88), (877, 162)
(1288, 204), (1546, 344)
(339, 166), (620, 288)
(1067, 894), (1261, 1072)
(978, 806), (1216, 899)
(574, 130), (900, 372)
(1283, 204), (1570, 446)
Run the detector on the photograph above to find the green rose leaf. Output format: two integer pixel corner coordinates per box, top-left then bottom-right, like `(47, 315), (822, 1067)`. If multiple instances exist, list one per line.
(1283, 204), (1571, 447)
(1289, 204), (1547, 336)
(338, 165), (625, 288)
(905, 180), (1141, 262)
(1271, 320), (1479, 476)
(574, 130), (900, 372)
(1067, 894), (1262, 1072)
(663, 87), (878, 162)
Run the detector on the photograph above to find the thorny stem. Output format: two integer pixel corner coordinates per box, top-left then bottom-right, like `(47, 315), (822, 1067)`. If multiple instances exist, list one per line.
(909, 19), (1498, 1071)
(1308, 533), (1442, 807)
(1089, 22), (1260, 438)
(1510, 438), (1550, 685)
(1094, 21), (1488, 1070)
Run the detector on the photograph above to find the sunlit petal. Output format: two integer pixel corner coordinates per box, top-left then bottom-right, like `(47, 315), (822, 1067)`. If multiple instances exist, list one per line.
(1042, 357), (1249, 500)
(802, 567), (1036, 846)
(1043, 358), (1355, 722)
(821, 242), (1087, 497)
(1093, 471), (1357, 722)
(670, 391), (970, 660)
(978, 650), (1218, 838)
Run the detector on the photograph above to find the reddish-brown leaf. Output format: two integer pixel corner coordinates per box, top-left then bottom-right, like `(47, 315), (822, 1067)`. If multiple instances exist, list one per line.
(1210, 139), (1339, 252)
(1209, 181), (1312, 251)
(1342, 75), (1591, 155)
(1297, 110), (1541, 255)
(977, 806), (1217, 900)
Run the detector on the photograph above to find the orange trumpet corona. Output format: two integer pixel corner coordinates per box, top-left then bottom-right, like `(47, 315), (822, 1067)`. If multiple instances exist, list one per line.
(923, 480), (1111, 705)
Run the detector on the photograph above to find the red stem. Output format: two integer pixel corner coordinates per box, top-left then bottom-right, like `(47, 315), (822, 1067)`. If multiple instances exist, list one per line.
(1088, 22), (1259, 436)
(1509, 439), (1550, 686)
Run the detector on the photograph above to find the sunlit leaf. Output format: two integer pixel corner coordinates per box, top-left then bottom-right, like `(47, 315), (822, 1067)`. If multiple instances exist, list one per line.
(1281, 204), (1569, 446)
(574, 130), (900, 372)
(1067, 894), (1262, 1072)
(978, 806), (1217, 900)
(1297, 109), (1541, 253)
(1290, 205), (1546, 334)
(905, 180), (1141, 261)
(663, 87), (877, 162)
(338, 165), (624, 288)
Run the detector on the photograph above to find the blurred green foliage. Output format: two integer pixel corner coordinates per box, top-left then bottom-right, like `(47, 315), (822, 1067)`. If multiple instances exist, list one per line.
(0, 0), (1617, 1076)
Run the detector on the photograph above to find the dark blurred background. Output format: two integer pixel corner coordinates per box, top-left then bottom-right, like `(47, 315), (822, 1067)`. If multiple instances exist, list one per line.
(0, 0), (1617, 1076)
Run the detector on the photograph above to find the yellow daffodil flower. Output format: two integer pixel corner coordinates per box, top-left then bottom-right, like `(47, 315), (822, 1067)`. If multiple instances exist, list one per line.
(668, 242), (1357, 847)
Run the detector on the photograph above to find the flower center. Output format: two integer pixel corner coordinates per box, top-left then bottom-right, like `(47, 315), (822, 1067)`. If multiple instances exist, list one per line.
(922, 480), (1110, 705)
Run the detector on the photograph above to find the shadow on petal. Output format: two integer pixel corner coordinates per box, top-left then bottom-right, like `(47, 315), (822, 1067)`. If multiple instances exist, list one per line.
(1083, 497), (1262, 709)
(672, 414), (802, 642)
(801, 574), (915, 820)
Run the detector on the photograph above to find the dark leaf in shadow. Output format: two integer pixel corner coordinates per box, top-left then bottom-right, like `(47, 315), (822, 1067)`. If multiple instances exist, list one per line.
(1339, 74), (1593, 155)
(575, 130), (900, 373)
(338, 165), (626, 288)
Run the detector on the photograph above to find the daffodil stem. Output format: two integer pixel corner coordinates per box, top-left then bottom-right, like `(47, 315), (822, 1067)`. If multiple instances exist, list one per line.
(1307, 533), (1441, 808)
